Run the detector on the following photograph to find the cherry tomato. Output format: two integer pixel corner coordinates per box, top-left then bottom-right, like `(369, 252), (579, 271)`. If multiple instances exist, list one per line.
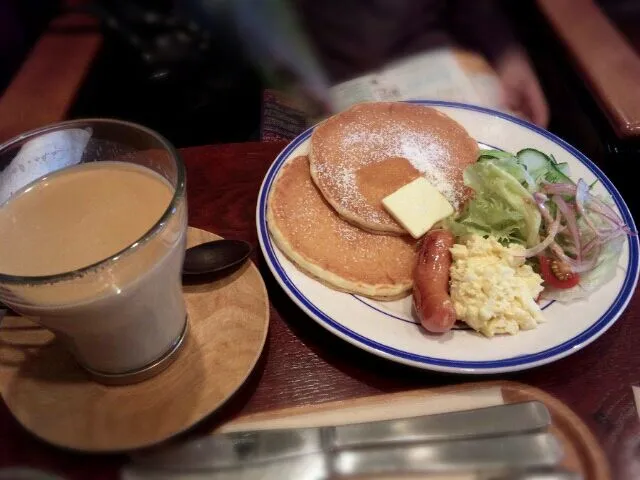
(539, 256), (580, 289)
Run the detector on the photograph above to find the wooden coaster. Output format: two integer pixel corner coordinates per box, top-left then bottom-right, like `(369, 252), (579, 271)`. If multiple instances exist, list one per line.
(0, 227), (269, 452)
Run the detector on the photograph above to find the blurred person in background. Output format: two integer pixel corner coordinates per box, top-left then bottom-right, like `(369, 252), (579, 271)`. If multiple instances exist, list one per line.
(1, 0), (548, 143)
(295, 0), (549, 127)
(184, 0), (549, 128)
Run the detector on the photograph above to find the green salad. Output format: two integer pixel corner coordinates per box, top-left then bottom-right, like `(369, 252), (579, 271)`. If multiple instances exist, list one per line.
(445, 148), (635, 302)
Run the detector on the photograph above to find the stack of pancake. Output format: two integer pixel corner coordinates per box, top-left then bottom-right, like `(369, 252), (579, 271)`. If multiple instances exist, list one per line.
(267, 102), (478, 300)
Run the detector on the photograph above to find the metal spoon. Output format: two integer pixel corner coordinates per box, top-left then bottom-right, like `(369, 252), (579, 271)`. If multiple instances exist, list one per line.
(182, 239), (252, 275)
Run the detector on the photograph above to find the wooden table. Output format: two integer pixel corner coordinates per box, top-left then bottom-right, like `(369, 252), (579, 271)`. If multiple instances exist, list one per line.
(1, 141), (639, 480)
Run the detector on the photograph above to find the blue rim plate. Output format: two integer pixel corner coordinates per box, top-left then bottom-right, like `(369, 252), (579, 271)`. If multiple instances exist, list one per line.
(256, 100), (639, 374)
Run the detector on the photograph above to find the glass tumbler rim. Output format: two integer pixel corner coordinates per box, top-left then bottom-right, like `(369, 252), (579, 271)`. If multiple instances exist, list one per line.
(0, 118), (186, 286)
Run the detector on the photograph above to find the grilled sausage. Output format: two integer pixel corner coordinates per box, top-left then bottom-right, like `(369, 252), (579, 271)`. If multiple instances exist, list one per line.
(413, 229), (457, 333)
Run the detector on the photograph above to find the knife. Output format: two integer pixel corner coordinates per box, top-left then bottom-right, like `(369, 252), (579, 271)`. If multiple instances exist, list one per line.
(123, 432), (566, 479)
(127, 402), (552, 471)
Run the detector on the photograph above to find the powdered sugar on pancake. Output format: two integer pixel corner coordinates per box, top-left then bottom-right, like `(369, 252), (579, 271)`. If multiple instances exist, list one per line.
(397, 129), (460, 206)
(310, 103), (477, 231)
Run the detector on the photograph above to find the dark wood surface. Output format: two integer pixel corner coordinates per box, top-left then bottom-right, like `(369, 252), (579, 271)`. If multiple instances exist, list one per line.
(0, 12), (102, 144)
(1, 141), (639, 480)
(536, 0), (640, 139)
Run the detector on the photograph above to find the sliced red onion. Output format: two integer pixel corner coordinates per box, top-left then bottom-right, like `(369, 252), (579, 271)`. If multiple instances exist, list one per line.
(552, 194), (581, 260)
(542, 183), (576, 196)
(586, 199), (635, 236)
(523, 212), (561, 257)
(563, 243), (579, 256)
(550, 242), (601, 273)
(582, 229), (626, 257)
(530, 179), (635, 273)
(544, 179), (635, 235)
(533, 192), (554, 227)
(533, 192), (548, 203)
(587, 189), (622, 217)
(575, 178), (629, 230)
(582, 236), (598, 256)
(575, 179), (600, 235)
(599, 227), (626, 244)
(585, 194), (628, 231)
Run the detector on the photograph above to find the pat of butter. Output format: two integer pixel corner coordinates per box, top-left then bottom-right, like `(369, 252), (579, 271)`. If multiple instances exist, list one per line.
(382, 177), (454, 239)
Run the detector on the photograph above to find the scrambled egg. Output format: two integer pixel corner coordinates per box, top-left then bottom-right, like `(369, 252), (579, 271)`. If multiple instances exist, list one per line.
(449, 235), (544, 337)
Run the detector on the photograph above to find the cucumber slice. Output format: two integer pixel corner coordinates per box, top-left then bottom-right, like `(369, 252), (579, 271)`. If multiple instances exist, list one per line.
(545, 162), (574, 184)
(550, 155), (572, 176)
(478, 149), (518, 163)
(516, 148), (552, 180)
(556, 162), (570, 175)
(478, 149), (516, 159)
(516, 148), (573, 184)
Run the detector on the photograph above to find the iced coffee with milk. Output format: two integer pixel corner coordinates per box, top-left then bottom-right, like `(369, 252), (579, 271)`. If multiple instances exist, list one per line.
(0, 121), (188, 384)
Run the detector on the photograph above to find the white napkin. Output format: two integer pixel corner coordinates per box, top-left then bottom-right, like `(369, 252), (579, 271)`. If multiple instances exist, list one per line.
(0, 128), (92, 205)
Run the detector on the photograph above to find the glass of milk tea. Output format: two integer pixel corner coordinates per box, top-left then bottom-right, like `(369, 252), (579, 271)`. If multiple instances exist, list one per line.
(0, 119), (188, 384)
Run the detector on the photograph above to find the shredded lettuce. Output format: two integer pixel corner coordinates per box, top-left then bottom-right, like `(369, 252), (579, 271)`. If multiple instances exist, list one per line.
(482, 157), (537, 193)
(446, 161), (541, 247)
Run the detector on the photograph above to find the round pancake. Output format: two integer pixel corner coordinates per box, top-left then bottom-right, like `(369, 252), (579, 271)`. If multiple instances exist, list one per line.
(267, 156), (417, 300)
(309, 102), (478, 234)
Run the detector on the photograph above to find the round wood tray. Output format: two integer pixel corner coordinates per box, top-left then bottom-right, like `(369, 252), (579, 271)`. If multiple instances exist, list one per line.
(215, 380), (610, 480)
(0, 227), (269, 452)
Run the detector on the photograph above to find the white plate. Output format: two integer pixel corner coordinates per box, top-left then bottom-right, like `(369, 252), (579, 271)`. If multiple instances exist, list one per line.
(256, 100), (639, 374)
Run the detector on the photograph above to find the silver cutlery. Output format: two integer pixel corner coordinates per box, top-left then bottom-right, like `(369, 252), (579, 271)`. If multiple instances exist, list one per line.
(123, 434), (568, 479)
(182, 240), (252, 275)
(121, 401), (576, 479)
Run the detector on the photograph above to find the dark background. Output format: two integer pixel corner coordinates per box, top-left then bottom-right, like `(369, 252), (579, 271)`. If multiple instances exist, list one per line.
(1, 0), (638, 215)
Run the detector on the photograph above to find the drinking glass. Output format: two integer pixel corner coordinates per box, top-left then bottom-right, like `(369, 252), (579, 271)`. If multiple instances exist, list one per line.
(0, 119), (188, 384)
